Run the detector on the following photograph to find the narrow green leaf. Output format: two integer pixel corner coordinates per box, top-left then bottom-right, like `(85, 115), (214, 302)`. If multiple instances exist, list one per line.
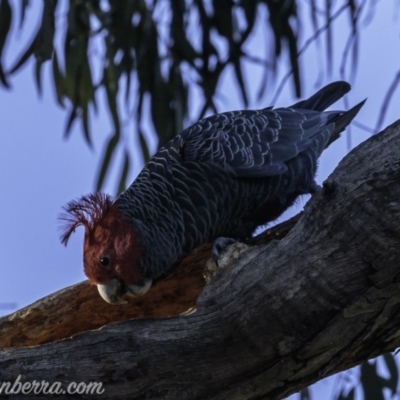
(103, 63), (120, 139)
(96, 134), (119, 191)
(9, 34), (36, 74)
(0, 63), (7, 87)
(300, 386), (311, 400)
(64, 106), (77, 139)
(64, 1), (91, 107)
(347, 387), (355, 400)
(80, 59), (96, 111)
(72, 64), (85, 107)
(382, 353), (398, 395)
(212, 0), (233, 40)
(171, 34), (198, 67)
(170, 0), (197, 66)
(19, 0), (30, 29)
(139, 130), (150, 163)
(151, 80), (174, 148)
(286, 26), (301, 97)
(265, 1), (282, 58)
(168, 66), (187, 136)
(0, 0), (12, 59)
(116, 151), (130, 195)
(10, 0), (54, 83)
(123, 61), (133, 103)
(360, 361), (385, 400)
(135, 14), (158, 96)
(194, 0), (218, 77)
(0, 0), (12, 87)
(52, 51), (65, 107)
(62, 1), (95, 148)
(337, 387), (355, 400)
(241, 1), (257, 33)
(34, 58), (42, 96)
(81, 105), (92, 148)
(34, 0), (57, 62)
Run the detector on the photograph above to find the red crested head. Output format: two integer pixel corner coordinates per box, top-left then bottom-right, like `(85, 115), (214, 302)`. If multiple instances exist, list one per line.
(59, 193), (148, 303)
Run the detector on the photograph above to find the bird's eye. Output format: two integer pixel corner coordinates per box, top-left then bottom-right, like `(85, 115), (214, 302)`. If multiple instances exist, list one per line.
(100, 255), (110, 269)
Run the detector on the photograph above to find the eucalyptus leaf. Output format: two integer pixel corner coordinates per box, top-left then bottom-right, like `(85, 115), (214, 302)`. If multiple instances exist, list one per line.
(360, 361), (385, 400)
(96, 134), (119, 192)
(8, 34), (35, 75)
(382, 353), (398, 396)
(337, 387), (355, 400)
(139, 130), (150, 164)
(300, 386), (311, 400)
(116, 151), (130, 194)
(52, 51), (65, 107)
(0, 0), (368, 194)
(64, 106), (78, 139)
(0, 0), (12, 87)
(34, 58), (42, 95)
(34, 0), (57, 63)
(19, 0), (29, 29)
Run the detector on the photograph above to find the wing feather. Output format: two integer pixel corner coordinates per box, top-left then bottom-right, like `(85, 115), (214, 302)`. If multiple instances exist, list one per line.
(177, 108), (334, 178)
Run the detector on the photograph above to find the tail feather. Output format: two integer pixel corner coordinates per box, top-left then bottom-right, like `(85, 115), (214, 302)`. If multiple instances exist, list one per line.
(291, 81), (351, 111)
(326, 99), (366, 147)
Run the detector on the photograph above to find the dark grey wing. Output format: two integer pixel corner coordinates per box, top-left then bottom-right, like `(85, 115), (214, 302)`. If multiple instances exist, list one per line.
(176, 108), (334, 178)
(290, 81), (350, 111)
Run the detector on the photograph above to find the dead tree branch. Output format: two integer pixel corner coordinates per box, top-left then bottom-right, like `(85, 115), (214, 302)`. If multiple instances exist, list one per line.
(1, 121), (400, 400)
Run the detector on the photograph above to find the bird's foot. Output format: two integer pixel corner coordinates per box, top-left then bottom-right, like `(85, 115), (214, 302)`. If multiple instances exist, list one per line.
(204, 238), (250, 283)
(296, 180), (321, 196)
(309, 180), (322, 194)
(323, 179), (337, 194)
(212, 237), (238, 266)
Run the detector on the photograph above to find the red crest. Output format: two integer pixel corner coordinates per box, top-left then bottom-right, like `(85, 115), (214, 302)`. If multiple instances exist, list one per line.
(59, 193), (114, 245)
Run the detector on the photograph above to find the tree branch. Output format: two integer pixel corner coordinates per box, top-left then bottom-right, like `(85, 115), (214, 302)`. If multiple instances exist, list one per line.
(1, 121), (400, 400)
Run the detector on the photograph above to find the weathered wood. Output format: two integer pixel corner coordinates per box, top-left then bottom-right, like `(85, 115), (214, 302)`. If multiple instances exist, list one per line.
(0, 215), (297, 350)
(1, 121), (400, 400)
(0, 246), (209, 348)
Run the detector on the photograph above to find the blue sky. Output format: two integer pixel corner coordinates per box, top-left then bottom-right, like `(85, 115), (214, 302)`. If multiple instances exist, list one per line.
(1, 1), (400, 399)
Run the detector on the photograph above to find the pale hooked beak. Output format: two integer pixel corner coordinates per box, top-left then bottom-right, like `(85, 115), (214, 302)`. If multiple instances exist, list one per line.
(97, 278), (153, 304)
(126, 279), (153, 297)
(97, 279), (126, 305)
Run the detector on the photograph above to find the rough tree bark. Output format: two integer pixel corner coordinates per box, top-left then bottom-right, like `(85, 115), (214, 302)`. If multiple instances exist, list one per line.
(1, 120), (400, 400)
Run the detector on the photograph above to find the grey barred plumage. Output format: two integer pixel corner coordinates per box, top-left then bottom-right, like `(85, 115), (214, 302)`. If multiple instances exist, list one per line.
(60, 81), (365, 304)
(116, 81), (365, 280)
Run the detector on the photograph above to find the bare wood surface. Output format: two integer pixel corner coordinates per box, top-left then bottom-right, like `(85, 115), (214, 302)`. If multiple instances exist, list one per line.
(0, 213), (297, 350)
(0, 245), (209, 348)
(1, 121), (400, 399)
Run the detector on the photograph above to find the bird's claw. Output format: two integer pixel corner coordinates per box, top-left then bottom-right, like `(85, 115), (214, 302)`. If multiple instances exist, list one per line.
(296, 180), (321, 196)
(323, 179), (337, 194)
(212, 237), (238, 266)
(309, 180), (322, 194)
(205, 239), (250, 283)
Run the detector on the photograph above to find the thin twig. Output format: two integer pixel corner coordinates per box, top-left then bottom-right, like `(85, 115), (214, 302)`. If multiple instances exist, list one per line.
(375, 69), (400, 133)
